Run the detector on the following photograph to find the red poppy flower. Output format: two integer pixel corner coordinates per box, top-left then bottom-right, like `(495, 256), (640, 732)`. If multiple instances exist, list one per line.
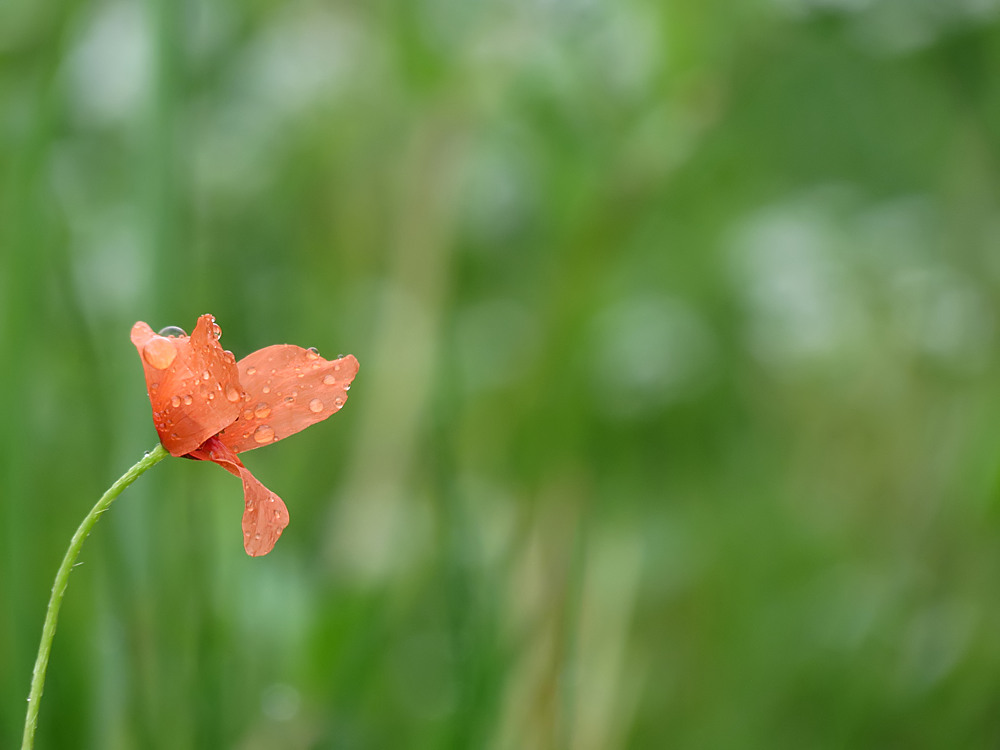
(131, 314), (358, 556)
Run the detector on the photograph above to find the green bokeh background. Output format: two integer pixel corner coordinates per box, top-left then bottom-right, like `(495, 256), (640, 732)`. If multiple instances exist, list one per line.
(4, 1), (1000, 748)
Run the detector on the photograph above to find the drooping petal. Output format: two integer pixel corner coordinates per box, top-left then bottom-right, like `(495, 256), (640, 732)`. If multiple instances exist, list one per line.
(217, 346), (359, 454)
(131, 314), (245, 457)
(188, 436), (290, 556)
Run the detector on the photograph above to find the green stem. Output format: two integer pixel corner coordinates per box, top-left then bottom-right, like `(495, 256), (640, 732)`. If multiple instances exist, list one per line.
(21, 443), (170, 750)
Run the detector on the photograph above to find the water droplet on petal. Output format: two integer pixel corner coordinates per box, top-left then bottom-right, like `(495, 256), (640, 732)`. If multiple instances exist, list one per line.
(306, 347), (319, 359)
(254, 533), (262, 540)
(308, 398), (324, 413)
(225, 384), (241, 402)
(243, 409), (253, 420)
(143, 337), (177, 369)
(211, 323), (222, 339)
(246, 367), (257, 376)
(207, 392), (215, 400)
(223, 350), (236, 363)
(262, 385), (271, 393)
(245, 531), (251, 537)
(323, 374), (336, 385)
(183, 395), (193, 405)
(254, 425), (275, 443)
(170, 396), (181, 407)
(202, 371), (211, 381)
(334, 397), (344, 407)
(158, 325), (187, 337)
(254, 403), (271, 419)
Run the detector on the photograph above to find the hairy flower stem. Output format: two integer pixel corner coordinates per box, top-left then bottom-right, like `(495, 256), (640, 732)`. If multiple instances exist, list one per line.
(21, 444), (169, 750)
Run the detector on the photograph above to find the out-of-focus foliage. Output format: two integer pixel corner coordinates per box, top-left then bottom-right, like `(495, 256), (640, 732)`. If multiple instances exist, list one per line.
(3, 0), (1000, 747)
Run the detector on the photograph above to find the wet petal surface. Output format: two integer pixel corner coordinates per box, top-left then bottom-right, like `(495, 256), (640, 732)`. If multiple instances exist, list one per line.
(131, 315), (244, 456)
(188, 437), (290, 556)
(217, 346), (359, 454)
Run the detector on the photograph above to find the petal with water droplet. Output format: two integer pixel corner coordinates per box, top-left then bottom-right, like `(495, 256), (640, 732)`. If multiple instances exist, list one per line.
(217, 346), (358, 453)
(142, 337), (176, 369)
(187, 436), (289, 556)
(130, 315), (243, 456)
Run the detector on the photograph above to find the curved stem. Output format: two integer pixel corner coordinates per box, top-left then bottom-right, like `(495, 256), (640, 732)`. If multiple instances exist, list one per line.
(21, 444), (170, 750)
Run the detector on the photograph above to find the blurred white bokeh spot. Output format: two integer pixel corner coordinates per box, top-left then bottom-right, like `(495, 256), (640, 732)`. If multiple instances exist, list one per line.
(66, 0), (150, 125)
(729, 199), (865, 370)
(589, 295), (717, 417)
(261, 683), (302, 723)
(890, 265), (994, 374)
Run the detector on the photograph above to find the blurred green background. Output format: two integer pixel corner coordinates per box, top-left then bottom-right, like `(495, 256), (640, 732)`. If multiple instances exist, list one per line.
(4, 0), (1000, 747)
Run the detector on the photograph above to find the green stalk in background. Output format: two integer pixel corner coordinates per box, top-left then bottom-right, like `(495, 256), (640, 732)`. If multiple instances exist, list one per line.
(21, 444), (169, 750)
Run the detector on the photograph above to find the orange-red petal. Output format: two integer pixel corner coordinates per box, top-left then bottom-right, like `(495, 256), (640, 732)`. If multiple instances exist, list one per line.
(188, 436), (290, 556)
(217, 346), (359, 454)
(131, 315), (245, 457)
